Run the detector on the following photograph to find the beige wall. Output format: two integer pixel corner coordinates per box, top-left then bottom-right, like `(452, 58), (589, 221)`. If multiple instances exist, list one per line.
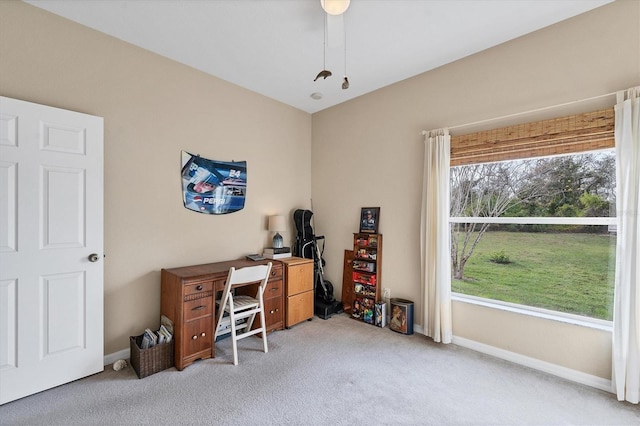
(452, 301), (613, 379)
(311, 0), (639, 380)
(0, 1), (312, 355)
(2, 0), (639, 382)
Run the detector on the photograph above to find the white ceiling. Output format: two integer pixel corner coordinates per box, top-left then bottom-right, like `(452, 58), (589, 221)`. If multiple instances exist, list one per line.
(25, 0), (613, 114)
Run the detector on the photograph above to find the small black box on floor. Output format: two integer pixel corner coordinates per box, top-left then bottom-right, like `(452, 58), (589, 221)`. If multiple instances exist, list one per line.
(389, 298), (414, 335)
(315, 299), (344, 319)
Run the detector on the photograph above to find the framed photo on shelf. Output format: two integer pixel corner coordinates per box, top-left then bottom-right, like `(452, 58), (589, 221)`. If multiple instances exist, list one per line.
(359, 207), (380, 234)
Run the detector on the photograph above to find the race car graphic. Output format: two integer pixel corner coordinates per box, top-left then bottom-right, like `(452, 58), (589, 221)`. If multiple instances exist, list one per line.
(181, 151), (247, 215)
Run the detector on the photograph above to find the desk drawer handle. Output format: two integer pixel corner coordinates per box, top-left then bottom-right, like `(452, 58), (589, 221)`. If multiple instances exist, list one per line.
(196, 285), (203, 291)
(270, 287), (279, 292)
(192, 335), (198, 340)
(271, 271), (276, 276)
(192, 305), (206, 311)
(201, 332), (206, 337)
(269, 308), (279, 314)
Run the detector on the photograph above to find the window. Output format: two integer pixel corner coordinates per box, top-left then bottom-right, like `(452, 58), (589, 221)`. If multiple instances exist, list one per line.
(448, 108), (617, 321)
(449, 150), (616, 320)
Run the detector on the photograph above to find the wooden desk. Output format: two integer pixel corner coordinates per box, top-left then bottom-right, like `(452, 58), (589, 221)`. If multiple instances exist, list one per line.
(161, 258), (284, 371)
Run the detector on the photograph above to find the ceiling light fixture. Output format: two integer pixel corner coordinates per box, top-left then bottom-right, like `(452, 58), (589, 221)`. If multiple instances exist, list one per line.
(320, 0), (350, 16)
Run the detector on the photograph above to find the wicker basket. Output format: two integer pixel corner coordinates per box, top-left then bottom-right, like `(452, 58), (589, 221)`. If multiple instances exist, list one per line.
(129, 335), (174, 379)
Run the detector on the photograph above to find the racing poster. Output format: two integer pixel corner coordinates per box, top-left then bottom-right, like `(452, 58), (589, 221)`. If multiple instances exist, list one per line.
(181, 151), (247, 215)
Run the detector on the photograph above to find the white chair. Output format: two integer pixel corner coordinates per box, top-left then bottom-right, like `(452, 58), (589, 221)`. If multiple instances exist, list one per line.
(214, 262), (272, 365)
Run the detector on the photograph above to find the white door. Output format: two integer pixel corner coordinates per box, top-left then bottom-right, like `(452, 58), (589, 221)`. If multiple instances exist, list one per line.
(0, 96), (104, 405)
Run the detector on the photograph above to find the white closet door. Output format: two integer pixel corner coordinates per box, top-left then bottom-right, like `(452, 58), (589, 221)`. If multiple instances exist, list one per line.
(0, 96), (104, 405)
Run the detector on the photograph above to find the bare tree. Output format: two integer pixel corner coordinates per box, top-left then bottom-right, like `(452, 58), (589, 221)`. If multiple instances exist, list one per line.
(450, 160), (542, 280)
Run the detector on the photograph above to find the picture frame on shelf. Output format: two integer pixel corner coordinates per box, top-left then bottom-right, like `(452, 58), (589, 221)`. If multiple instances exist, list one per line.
(359, 207), (380, 234)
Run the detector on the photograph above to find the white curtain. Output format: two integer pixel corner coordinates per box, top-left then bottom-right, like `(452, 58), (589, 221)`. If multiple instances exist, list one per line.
(612, 86), (640, 403)
(420, 129), (452, 343)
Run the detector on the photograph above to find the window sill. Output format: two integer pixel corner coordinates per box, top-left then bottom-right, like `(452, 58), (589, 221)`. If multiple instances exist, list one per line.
(451, 293), (613, 332)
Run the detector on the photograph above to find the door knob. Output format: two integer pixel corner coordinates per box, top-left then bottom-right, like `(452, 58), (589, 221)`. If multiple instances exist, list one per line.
(88, 253), (100, 262)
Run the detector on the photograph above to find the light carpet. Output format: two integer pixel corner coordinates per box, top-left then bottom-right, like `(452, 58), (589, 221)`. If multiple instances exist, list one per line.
(1, 313), (639, 425)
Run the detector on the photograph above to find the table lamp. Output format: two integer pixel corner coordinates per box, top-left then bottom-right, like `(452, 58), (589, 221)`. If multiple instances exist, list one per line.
(268, 215), (285, 248)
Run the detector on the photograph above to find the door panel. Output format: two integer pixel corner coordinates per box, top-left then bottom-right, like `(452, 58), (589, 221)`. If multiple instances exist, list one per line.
(42, 121), (87, 155)
(0, 96), (104, 405)
(0, 278), (17, 370)
(42, 166), (85, 248)
(0, 161), (17, 252)
(42, 271), (86, 355)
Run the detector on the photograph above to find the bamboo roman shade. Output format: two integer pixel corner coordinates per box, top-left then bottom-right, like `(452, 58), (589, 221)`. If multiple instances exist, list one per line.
(450, 108), (614, 166)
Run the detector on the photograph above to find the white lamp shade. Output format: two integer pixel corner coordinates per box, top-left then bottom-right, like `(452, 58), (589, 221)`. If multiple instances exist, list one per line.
(268, 215), (286, 232)
(321, 0), (350, 15)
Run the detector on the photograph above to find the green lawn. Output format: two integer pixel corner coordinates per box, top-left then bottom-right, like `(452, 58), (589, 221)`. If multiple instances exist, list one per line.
(452, 231), (615, 320)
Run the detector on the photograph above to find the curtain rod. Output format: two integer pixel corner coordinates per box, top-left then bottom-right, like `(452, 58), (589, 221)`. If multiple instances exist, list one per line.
(422, 91), (618, 136)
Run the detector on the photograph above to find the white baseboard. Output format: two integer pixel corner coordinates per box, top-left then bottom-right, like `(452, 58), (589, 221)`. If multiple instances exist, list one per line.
(104, 348), (130, 366)
(452, 336), (613, 393)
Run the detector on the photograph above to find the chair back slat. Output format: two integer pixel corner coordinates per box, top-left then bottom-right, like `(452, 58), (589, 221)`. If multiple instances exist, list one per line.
(227, 264), (271, 291)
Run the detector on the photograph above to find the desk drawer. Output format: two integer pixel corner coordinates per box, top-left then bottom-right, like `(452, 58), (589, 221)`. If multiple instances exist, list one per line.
(286, 289), (314, 327)
(287, 262), (314, 295)
(268, 263), (283, 281)
(184, 297), (213, 321)
(184, 281), (213, 300)
(264, 278), (283, 299)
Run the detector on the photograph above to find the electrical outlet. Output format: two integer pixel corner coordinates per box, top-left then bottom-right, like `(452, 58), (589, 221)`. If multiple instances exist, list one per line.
(383, 288), (390, 299)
